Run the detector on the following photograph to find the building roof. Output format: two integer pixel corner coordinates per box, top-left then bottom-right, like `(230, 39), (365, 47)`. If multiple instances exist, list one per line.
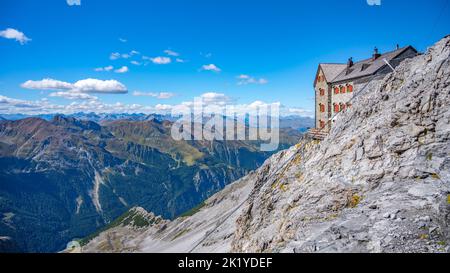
(316, 46), (417, 86)
(330, 46), (417, 83)
(319, 63), (348, 83)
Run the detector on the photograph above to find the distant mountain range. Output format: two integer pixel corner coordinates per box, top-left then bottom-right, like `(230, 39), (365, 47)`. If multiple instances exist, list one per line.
(0, 113), (314, 131)
(0, 115), (303, 252)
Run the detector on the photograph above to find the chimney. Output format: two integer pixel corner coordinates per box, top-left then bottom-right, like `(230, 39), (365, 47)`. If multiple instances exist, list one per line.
(347, 57), (354, 68)
(396, 44), (400, 50)
(372, 47), (381, 61)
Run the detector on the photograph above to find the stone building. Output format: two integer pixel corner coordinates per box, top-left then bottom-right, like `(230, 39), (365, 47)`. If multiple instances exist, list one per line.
(313, 45), (418, 132)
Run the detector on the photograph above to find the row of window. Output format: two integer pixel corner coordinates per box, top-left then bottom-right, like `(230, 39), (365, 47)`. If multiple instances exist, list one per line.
(317, 75), (325, 83)
(334, 84), (353, 94)
(318, 102), (352, 113)
(319, 84), (353, 96)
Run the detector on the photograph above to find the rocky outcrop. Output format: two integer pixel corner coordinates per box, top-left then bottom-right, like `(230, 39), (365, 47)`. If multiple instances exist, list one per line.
(82, 36), (450, 253)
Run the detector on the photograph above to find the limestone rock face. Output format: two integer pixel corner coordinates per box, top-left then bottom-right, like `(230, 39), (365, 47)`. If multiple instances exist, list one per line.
(82, 36), (450, 253)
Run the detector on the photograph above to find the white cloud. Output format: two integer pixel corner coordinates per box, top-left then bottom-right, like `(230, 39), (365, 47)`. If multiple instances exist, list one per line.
(72, 79), (127, 93)
(110, 52), (121, 60)
(114, 66), (129, 73)
(201, 64), (221, 72)
(21, 78), (128, 94)
(21, 78), (73, 90)
(146, 56), (171, 65)
(66, 0), (81, 6)
(130, 61), (141, 66)
(201, 52), (212, 58)
(110, 51), (139, 60)
(155, 104), (173, 111)
(49, 91), (97, 100)
(133, 91), (175, 99)
(119, 38), (127, 43)
(237, 74), (268, 85)
(200, 92), (234, 105)
(0, 28), (31, 45)
(0, 93), (312, 117)
(94, 65), (114, 72)
(164, 49), (179, 57)
(176, 58), (186, 63)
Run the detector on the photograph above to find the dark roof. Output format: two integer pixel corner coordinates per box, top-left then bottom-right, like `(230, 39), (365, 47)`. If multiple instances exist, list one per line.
(316, 46), (417, 84)
(331, 46), (417, 83)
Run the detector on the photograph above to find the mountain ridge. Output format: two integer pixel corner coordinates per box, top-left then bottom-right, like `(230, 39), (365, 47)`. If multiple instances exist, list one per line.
(0, 115), (301, 252)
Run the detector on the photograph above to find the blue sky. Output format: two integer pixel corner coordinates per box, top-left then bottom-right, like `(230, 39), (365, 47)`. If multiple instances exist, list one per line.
(0, 0), (449, 116)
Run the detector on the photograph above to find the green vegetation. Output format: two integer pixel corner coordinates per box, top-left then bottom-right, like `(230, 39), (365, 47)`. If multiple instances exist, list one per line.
(178, 202), (206, 218)
(348, 194), (361, 208)
(172, 228), (191, 241)
(78, 208), (155, 246)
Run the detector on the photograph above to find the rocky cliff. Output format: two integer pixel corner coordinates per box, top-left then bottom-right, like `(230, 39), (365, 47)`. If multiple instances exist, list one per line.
(81, 36), (450, 253)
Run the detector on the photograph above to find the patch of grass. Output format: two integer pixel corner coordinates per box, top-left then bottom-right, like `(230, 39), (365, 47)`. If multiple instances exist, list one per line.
(279, 184), (288, 192)
(78, 208), (155, 246)
(431, 173), (441, 180)
(178, 201), (206, 218)
(426, 153), (433, 161)
(419, 234), (429, 240)
(172, 228), (191, 241)
(348, 194), (361, 208)
(447, 194), (450, 205)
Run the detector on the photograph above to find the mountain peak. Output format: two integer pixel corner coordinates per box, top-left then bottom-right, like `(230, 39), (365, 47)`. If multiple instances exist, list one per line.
(51, 115), (101, 131)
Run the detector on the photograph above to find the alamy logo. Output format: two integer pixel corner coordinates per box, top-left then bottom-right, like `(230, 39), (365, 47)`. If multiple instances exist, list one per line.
(170, 96), (280, 152)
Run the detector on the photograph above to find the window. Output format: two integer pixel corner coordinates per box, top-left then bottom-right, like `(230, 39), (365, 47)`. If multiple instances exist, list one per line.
(319, 103), (325, 113)
(334, 87), (339, 94)
(319, 120), (325, 129)
(319, 88), (325, 96)
(340, 103), (346, 111)
(347, 84), (353, 92)
(333, 103), (339, 113)
(340, 86), (346, 93)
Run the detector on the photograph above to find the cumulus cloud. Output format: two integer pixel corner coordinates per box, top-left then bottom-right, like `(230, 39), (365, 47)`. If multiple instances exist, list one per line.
(0, 28), (31, 45)
(133, 91), (175, 99)
(72, 79), (127, 93)
(114, 66), (129, 73)
(237, 74), (268, 85)
(144, 56), (171, 65)
(164, 49), (179, 57)
(200, 92), (234, 105)
(130, 61), (141, 66)
(0, 93), (312, 118)
(176, 58), (186, 63)
(95, 65), (114, 72)
(21, 79), (73, 90)
(21, 78), (128, 94)
(49, 91), (97, 100)
(201, 64), (221, 72)
(67, 0), (81, 6)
